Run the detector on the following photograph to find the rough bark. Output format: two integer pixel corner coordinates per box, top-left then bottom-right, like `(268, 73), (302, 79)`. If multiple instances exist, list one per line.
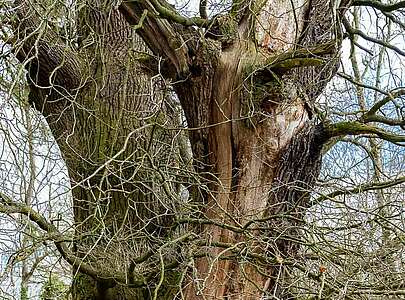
(68, 7), (181, 300)
(13, 1), (181, 299)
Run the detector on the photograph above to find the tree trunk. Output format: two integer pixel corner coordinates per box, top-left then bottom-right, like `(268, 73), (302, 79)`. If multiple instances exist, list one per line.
(165, 1), (339, 296)
(14, 0), (346, 297)
(173, 38), (330, 299)
(15, 2), (180, 298)
(67, 7), (181, 300)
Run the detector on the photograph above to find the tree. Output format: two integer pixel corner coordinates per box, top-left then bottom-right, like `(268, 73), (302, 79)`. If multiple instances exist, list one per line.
(0, 0), (404, 299)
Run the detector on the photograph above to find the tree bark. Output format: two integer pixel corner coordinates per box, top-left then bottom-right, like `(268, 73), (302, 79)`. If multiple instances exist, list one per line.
(68, 6), (181, 300)
(14, 1), (180, 298)
(166, 0), (340, 297)
(174, 43), (330, 299)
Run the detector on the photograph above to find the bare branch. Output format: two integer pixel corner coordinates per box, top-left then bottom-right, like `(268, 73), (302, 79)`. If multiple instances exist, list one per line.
(337, 71), (390, 95)
(363, 88), (405, 116)
(0, 191), (123, 287)
(343, 16), (405, 57)
(314, 176), (405, 203)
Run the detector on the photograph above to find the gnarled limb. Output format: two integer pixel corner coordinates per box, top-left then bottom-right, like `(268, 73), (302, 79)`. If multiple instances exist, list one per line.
(324, 121), (405, 144)
(120, 1), (193, 77)
(351, 0), (405, 12)
(11, 0), (82, 145)
(13, 0), (81, 96)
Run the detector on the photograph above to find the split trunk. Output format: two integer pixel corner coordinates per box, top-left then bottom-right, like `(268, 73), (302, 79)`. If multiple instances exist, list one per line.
(14, 0), (343, 298)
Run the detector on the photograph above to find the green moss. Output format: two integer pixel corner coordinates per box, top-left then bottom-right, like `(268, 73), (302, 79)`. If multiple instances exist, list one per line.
(270, 58), (324, 72)
(40, 275), (69, 300)
(240, 67), (285, 128)
(20, 286), (28, 300)
(218, 15), (238, 41)
(207, 15), (238, 45)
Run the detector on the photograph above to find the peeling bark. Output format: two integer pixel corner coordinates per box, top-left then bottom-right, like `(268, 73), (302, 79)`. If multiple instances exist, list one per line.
(172, 31), (335, 300)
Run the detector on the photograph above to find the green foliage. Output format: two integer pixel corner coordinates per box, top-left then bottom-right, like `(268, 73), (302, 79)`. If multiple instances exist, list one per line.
(20, 286), (28, 300)
(40, 275), (69, 300)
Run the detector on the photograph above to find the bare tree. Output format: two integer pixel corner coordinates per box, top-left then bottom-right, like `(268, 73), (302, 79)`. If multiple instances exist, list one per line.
(0, 0), (404, 299)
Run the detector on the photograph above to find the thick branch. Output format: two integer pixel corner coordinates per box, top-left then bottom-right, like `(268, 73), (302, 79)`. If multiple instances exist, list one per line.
(11, 0), (81, 139)
(13, 0), (81, 90)
(363, 115), (405, 127)
(270, 58), (325, 72)
(145, 0), (209, 27)
(351, 0), (405, 12)
(256, 42), (336, 77)
(324, 121), (405, 144)
(268, 41), (335, 63)
(120, 2), (192, 77)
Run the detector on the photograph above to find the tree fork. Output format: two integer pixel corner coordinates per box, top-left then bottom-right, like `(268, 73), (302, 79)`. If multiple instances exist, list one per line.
(168, 31), (333, 297)
(12, 0), (346, 298)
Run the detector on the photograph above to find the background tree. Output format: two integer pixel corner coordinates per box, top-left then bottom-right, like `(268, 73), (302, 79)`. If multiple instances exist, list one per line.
(0, 0), (404, 299)
(0, 61), (71, 299)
